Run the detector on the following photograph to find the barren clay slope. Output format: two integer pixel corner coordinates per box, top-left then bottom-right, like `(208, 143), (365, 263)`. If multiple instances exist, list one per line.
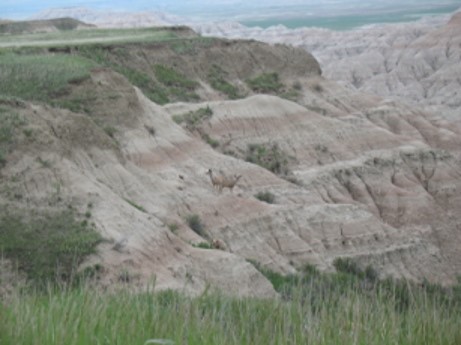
(1, 33), (461, 295)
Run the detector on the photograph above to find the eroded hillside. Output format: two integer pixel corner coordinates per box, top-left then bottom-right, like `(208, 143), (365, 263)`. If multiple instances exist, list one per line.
(197, 10), (461, 122)
(1, 27), (461, 295)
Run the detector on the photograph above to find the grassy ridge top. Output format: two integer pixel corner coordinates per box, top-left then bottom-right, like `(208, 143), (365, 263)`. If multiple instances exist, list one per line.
(0, 26), (195, 48)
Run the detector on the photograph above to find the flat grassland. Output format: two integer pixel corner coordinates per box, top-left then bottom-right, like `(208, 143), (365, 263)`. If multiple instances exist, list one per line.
(0, 27), (183, 48)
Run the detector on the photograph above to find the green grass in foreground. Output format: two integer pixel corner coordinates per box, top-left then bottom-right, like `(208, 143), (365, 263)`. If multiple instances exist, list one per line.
(1, 261), (461, 345)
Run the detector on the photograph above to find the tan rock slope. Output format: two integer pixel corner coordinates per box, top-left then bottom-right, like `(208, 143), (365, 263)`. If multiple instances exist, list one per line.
(1, 32), (461, 296)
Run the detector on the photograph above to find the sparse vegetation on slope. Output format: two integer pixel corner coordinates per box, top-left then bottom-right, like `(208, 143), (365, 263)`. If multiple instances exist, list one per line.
(247, 72), (284, 93)
(154, 64), (199, 102)
(245, 142), (291, 176)
(167, 36), (216, 54)
(0, 106), (26, 168)
(207, 64), (242, 99)
(172, 106), (213, 128)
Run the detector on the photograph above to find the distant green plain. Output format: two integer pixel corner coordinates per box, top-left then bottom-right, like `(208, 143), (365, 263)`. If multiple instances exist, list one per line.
(241, 4), (460, 30)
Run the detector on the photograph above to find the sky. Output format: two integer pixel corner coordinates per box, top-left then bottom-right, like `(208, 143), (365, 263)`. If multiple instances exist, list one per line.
(1, 0), (460, 24)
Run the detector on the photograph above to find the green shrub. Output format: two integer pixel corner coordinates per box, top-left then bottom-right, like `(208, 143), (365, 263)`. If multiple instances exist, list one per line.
(193, 242), (212, 249)
(168, 223), (179, 233)
(254, 191), (275, 204)
(247, 72), (284, 93)
(245, 143), (290, 176)
(333, 257), (363, 277)
(173, 106), (213, 128)
(0, 209), (102, 285)
(201, 133), (219, 148)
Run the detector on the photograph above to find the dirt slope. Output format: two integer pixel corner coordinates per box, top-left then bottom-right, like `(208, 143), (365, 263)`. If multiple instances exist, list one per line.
(1, 34), (461, 295)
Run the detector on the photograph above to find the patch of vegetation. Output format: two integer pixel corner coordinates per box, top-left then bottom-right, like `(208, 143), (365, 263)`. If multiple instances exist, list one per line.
(245, 143), (291, 176)
(115, 65), (170, 105)
(306, 105), (327, 116)
(207, 64), (241, 99)
(0, 209), (102, 285)
(185, 214), (207, 238)
(192, 242), (212, 249)
(280, 89), (300, 101)
(167, 223), (179, 234)
(103, 126), (117, 139)
(0, 107), (26, 168)
(254, 191), (276, 204)
(246, 72), (284, 93)
(201, 133), (219, 148)
(250, 257), (461, 317)
(168, 37), (216, 55)
(154, 64), (199, 102)
(76, 45), (190, 105)
(124, 198), (147, 213)
(172, 106), (213, 128)
(0, 52), (96, 105)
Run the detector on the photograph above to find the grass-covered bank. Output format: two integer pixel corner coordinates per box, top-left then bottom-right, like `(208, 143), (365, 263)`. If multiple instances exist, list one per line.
(2, 264), (461, 345)
(0, 209), (102, 286)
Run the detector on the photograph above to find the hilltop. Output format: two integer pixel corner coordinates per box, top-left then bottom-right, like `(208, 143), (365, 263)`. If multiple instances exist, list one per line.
(1, 23), (461, 296)
(0, 17), (94, 35)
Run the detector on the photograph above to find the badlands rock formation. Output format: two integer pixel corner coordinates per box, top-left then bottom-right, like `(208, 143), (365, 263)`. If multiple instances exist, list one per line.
(196, 10), (461, 122)
(1, 19), (461, 294)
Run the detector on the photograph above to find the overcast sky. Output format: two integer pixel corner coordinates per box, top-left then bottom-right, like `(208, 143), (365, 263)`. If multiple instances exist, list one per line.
(2, 0), (460, 20)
